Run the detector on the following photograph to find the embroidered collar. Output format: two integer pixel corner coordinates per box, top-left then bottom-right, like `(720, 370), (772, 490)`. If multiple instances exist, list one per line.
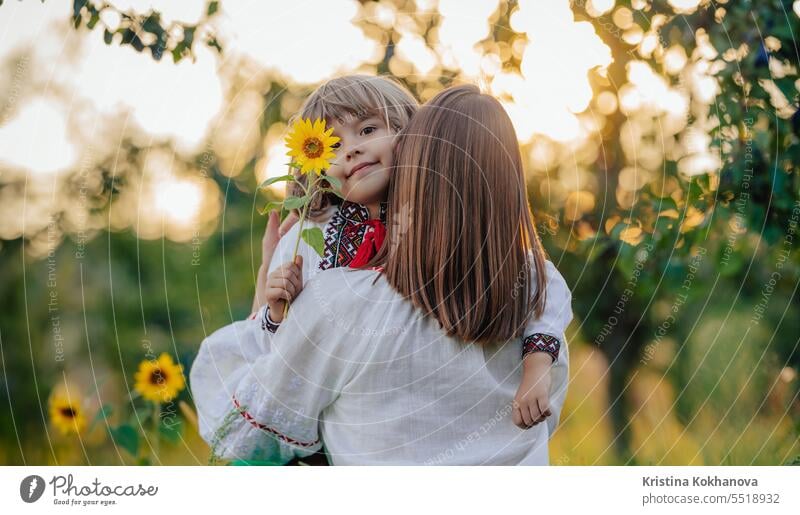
(318, 201), (388, 271)
(338, 200), (388, 224)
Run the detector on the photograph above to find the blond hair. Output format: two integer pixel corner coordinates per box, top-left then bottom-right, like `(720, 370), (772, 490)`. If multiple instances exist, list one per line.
(287, 75), (419, 220)
(373, 84), (548, 344)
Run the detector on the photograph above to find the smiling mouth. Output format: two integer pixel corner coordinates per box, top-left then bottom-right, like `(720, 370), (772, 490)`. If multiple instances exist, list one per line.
(348, 161), (379, 177)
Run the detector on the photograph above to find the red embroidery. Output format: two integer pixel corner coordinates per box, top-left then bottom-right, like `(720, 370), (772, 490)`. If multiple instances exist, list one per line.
(319, 201), (387, 271)
(522, 333), (560, 363)
(349, 219), (386, 268)
(232, 396), (319, 448)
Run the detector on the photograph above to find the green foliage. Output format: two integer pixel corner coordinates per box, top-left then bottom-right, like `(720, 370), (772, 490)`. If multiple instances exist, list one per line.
(69, 0), (223, 62)
(301, 227), (325, 257)
(109, 424), (139, 457)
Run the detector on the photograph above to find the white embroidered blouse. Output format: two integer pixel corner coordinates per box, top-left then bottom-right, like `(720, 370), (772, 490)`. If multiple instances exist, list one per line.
(190, 259), (574, 465)
(270, 200), (387, 276)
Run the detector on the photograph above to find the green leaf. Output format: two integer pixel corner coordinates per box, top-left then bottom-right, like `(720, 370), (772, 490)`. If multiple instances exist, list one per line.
(206, 36), (223, 54)
(87, 10), (99, 29)
(301, 227), (325, 257)
(774, 77), (798, 103)
(72, 0), (87, 26)
(110, 424), (140, 457)
(207, 0), (219, 16)
(141, 13), (162, 35)
(129, 403), (151, 426)
(183, 26), (196, 47)
(319, 187), (344, 199)
(257, 201), (283, 216)
(171, 43), (185, 63)
(283, 195), (307, 210)
(158, 417), (183, 444)
(259, 174), (294, 189)
(103, 28), (113, 45)
(322, 174), (342, 190)
(88, 404), (113, 433)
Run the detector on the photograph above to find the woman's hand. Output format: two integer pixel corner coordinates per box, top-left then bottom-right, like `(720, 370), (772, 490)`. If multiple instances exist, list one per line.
(264, 256), (303, 324)
(252, 210), (299, 313)
(512, 352), (553, 430)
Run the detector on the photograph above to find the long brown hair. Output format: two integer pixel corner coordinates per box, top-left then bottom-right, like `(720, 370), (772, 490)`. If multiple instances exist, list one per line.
(374, 84), (548, 344)
(287, 75), (418, 221)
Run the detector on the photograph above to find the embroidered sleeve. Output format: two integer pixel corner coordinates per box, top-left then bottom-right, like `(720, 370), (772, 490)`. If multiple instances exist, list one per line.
(190, 316), (313, 464)
(262, 307), (281, 333)
(522, 333), (560, 363)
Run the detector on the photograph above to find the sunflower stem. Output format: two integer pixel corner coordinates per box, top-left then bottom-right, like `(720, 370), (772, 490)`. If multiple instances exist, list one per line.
(152, 401), (160, 463)
(282, 175), (319, 320)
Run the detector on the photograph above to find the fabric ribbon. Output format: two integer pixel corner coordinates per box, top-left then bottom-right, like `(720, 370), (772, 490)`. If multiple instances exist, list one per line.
(349, 219), (386, 268)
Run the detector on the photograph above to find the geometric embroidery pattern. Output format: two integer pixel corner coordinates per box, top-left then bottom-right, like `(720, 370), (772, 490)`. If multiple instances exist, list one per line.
(262, 307), (281, 333)
(319, 201), (387, 271)
(522, 333), (560, 363)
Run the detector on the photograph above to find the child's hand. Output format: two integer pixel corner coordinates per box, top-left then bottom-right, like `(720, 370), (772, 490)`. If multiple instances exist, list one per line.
(265, 255), (303, 324)
(512, 352), (553, 430)
(252, 210), (299, 312)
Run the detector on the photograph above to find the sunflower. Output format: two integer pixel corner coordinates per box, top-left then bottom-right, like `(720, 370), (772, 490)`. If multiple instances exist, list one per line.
(133, 353), (186, 403)
(49, 393), (87, 435)
(285, 117), (339, 174)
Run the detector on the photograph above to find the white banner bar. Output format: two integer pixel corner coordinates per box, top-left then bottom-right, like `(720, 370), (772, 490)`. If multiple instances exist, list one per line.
(1, 466), (798, 514)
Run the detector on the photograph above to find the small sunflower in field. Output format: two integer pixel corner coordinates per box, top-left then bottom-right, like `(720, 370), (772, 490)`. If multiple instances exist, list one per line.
(49, 392), (87, 435)
(134, 353), (186, 403)
(285, 117), (339, 174)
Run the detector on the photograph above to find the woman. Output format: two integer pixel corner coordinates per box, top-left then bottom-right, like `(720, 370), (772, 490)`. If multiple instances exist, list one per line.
(189, 85), (573, 465)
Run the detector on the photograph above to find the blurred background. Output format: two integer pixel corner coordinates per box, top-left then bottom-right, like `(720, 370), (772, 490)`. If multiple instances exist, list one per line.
(0, 0), (797, 465)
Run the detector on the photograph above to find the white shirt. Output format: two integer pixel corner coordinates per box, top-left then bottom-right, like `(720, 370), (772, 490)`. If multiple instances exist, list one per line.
(190, 261), (573, 465)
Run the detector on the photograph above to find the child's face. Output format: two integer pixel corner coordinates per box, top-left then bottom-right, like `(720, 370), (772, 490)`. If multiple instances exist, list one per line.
(326, 114), (394, 208)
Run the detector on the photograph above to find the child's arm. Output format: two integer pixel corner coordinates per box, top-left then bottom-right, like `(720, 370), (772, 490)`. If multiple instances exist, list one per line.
(512, 260), (574, 432)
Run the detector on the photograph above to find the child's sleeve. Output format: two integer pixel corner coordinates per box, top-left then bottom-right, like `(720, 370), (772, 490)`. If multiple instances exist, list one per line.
(521, 259), (573, 365)
(189, 274), (364, 463)
(189, 313), (297, 463)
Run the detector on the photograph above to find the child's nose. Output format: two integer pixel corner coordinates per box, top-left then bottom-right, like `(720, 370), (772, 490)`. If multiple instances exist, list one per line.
(345, 145), (362, 160)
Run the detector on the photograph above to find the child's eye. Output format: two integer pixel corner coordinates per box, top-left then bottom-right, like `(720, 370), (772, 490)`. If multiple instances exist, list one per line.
(361, 126), (376, 136)
(331, 141), (341, 149)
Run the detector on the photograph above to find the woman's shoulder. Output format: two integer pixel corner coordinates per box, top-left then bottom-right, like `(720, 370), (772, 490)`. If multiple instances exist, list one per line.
(294, 268), (409, 338)
(306, 267), (388, 298)
(306, 268), (399, 309)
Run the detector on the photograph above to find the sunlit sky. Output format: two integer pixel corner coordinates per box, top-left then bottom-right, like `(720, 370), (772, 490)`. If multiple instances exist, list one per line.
(0, 0), (731, 245)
